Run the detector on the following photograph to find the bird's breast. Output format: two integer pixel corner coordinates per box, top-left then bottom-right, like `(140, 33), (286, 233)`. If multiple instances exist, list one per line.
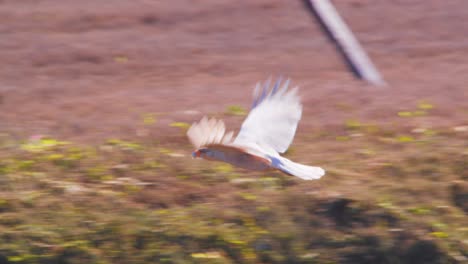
(203, 144), (272, 171)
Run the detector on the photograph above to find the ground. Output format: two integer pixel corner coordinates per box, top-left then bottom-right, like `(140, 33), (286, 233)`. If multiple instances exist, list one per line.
(0, 0), (467, 263)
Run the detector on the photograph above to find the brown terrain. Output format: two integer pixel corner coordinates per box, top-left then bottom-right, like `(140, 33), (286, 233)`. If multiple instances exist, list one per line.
(1, 0), (467, 142)
(0, 0), (467, 263)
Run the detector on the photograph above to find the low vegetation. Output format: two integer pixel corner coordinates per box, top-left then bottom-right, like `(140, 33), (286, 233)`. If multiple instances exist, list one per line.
(0, 106), (466, 264)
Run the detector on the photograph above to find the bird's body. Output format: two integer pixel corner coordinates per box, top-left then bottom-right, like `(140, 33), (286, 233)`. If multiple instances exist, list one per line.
(187, 78), (325, 180)
(196, 144), (272, 171)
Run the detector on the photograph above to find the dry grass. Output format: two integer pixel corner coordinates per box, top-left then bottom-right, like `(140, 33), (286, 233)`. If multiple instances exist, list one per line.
(0, 109), (466, 264)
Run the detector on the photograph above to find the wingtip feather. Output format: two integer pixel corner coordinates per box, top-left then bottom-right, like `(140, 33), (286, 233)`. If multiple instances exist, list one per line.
(187, 116), (234, 149)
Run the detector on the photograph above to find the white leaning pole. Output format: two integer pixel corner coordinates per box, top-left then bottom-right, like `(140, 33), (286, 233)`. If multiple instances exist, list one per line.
(309, 0), (386, 87)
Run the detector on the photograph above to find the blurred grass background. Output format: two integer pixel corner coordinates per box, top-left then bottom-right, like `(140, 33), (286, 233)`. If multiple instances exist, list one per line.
(0, 105), (466, 263)
(0, 0), (468, 263)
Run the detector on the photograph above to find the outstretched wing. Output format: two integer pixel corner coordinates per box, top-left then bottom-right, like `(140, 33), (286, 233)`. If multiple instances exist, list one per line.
(234, 78), (302, 153)
(187, 116), (234, 149)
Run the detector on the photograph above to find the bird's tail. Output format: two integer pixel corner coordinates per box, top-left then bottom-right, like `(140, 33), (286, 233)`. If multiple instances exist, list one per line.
(271, 156), (325, 180)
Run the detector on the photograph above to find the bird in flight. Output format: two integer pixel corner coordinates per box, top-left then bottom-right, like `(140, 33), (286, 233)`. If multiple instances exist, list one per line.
(187, 78), (325, 180)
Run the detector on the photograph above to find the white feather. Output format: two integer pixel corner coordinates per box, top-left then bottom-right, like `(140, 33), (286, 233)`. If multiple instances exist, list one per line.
(222, 131), (234, 144)
(273, 156), (325, 180)
(212, 120), (225, 143)
(234, 79), (302, 153)
(187, 117), (234, 148)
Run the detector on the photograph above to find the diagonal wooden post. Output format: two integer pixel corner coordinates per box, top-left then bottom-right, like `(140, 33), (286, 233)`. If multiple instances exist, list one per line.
(308, 0), (386, 86)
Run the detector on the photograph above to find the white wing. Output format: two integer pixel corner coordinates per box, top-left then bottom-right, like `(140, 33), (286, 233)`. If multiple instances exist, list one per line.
(187, 116), (234, 149)
(234, 78), (302, 153)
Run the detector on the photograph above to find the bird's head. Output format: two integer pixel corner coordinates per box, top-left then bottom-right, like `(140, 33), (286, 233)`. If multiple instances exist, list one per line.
(192, 148), (213, 159)
(192, 148), (208, 159)
(191, 150), (200, 158)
